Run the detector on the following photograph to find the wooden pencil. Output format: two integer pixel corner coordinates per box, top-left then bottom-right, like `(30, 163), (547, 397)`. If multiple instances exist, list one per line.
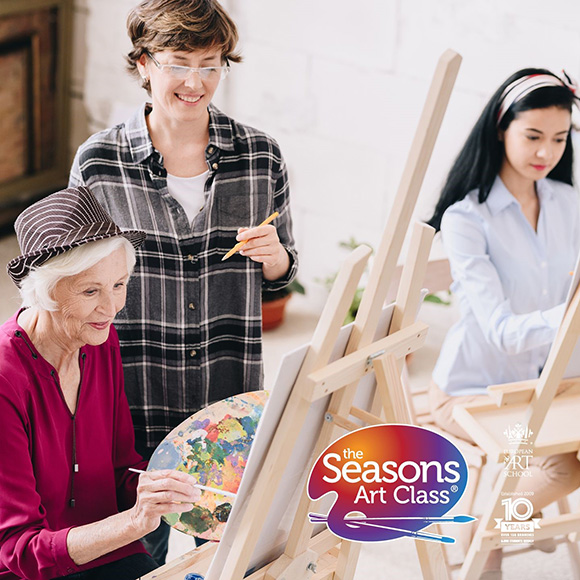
(221, 211), (279, 261)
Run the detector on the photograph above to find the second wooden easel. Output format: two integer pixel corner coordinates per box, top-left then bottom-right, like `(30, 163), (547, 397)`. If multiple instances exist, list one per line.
(451, 280), (580, 580)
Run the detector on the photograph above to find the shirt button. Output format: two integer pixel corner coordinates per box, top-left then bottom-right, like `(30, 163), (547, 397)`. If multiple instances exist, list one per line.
(188, 303), (195, 310)
(208, 146), (214, 154)
(190, 349), (197, 357)
(187, 254), (194, 262)
(212, 162), (218, 170)
(199, 206), (204, 212)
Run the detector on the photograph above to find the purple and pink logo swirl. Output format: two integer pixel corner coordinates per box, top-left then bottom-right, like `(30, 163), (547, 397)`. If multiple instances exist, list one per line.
(308, 424), (473, 543)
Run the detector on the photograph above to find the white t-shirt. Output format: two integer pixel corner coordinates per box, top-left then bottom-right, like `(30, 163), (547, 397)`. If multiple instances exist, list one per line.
(166, 170), (209, 224)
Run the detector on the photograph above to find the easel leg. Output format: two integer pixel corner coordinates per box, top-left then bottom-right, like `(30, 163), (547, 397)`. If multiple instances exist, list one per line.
(372, 353), (411, 423)
(558, 497), (580, 579)
(458, 469), (516, 580)
(333, 540), (362, 580)
(415, 540), (450, 580)
(452, 464), (481, 557)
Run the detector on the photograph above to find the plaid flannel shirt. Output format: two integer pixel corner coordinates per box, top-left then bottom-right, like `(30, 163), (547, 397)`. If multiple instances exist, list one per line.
(69, 103), (298, 454)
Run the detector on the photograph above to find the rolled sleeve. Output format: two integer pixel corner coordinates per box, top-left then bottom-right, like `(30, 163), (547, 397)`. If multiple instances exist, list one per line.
(541, 302), (566, 330)
(52, 528), (80, 577)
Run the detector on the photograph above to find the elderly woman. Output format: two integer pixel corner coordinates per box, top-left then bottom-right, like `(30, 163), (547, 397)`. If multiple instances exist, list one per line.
(0, 187), (200, 580)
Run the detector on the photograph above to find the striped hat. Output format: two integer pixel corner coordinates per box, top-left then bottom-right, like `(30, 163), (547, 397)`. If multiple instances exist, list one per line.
(7, 186), (146, 287)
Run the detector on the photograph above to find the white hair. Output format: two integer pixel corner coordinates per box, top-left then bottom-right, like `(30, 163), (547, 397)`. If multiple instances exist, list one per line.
(20, 237), (137, 311)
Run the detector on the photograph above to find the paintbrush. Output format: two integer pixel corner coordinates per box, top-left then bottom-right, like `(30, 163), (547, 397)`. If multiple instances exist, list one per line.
(343, 519), (455, 543)
(128, 467), (236, 498)
(309, 513), (474, 544)
(309, 513), (475, 524)
(221, 211), (279, 261)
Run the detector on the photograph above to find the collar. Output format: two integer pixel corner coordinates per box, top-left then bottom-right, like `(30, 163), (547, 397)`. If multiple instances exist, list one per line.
(207, 102), (236, 152)
(535, 178), (556, 204)
(3, 309), (51, 378)
(3, 309), (88, 380)
(485, 176), (555, 216)
(124, 102), (155, 164)
(125, 102), (236, 164)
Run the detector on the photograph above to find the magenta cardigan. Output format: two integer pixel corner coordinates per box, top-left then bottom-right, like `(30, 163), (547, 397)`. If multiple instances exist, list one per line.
(0, 311), (148, 580)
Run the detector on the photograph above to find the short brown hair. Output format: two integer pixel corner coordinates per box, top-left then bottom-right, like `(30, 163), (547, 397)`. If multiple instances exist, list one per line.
(126, 0), (242, 89)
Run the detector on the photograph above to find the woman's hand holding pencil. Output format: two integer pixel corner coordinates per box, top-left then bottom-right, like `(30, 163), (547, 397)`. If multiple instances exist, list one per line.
(222, 211), (279, 261)
(222, 211), (291, 281)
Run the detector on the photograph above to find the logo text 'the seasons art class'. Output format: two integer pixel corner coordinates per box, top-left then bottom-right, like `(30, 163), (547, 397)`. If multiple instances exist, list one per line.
(308, 424), (470, 542)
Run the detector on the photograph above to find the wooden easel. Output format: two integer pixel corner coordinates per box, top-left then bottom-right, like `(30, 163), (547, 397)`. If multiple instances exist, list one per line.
(452, 282), (580, 579)
(143, 48), (462, 580)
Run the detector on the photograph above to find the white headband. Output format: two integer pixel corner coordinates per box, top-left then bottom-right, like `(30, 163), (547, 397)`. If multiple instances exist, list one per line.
(496, 73), (575, 126)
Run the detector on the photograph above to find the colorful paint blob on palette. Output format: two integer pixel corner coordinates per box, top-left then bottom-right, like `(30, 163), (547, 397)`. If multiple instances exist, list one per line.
(148, 391), (269, 540)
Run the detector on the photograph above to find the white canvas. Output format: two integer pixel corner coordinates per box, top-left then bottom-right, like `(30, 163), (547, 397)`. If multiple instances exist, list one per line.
(205, 304), (396, 579)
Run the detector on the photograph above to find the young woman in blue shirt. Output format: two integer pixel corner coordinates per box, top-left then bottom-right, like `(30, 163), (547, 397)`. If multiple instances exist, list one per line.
(428, 68), (580, 578)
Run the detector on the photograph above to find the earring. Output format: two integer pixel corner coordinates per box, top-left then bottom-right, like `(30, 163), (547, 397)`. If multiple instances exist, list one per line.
(142, 76), (149, 82)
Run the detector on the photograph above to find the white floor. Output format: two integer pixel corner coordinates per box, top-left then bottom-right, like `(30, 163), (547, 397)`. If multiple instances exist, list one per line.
(0, 235), (577, 579)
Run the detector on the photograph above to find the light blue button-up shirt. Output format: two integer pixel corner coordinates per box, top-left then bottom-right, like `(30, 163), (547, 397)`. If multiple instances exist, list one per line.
(433, 176), (580, 396)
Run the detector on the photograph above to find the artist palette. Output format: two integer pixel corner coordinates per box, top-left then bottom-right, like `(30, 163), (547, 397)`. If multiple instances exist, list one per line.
(148, 390), (269, 541)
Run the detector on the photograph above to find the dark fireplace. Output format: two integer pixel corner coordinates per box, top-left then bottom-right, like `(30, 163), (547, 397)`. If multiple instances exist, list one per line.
(0, 0), (72, 231)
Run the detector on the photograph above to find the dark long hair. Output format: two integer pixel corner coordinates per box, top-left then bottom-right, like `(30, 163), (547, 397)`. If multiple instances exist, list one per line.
(427, 68), (576, 231)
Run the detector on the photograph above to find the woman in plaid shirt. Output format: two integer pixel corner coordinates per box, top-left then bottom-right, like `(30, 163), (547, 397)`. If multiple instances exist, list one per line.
(69, 0), (298, 563)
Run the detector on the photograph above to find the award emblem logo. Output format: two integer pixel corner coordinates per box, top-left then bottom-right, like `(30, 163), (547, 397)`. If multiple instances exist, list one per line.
(503, 423), (534, 478)
(504, 423), (533, 446)
(307, 424), (474, 543)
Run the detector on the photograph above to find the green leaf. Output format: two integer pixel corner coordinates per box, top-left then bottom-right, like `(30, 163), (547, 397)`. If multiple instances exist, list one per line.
(424, 292), (452, 306)
(288, 279), (306, 295)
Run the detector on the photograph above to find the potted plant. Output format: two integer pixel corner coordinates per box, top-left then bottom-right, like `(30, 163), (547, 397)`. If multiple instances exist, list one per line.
(261, 279), (305, 331)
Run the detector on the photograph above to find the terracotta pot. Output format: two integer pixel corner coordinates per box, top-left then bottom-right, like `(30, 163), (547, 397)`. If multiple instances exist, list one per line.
(262, 294), (291, 331)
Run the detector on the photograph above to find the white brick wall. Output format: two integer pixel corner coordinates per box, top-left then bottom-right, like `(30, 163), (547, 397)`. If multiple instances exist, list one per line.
(71, 0), (580, 294)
